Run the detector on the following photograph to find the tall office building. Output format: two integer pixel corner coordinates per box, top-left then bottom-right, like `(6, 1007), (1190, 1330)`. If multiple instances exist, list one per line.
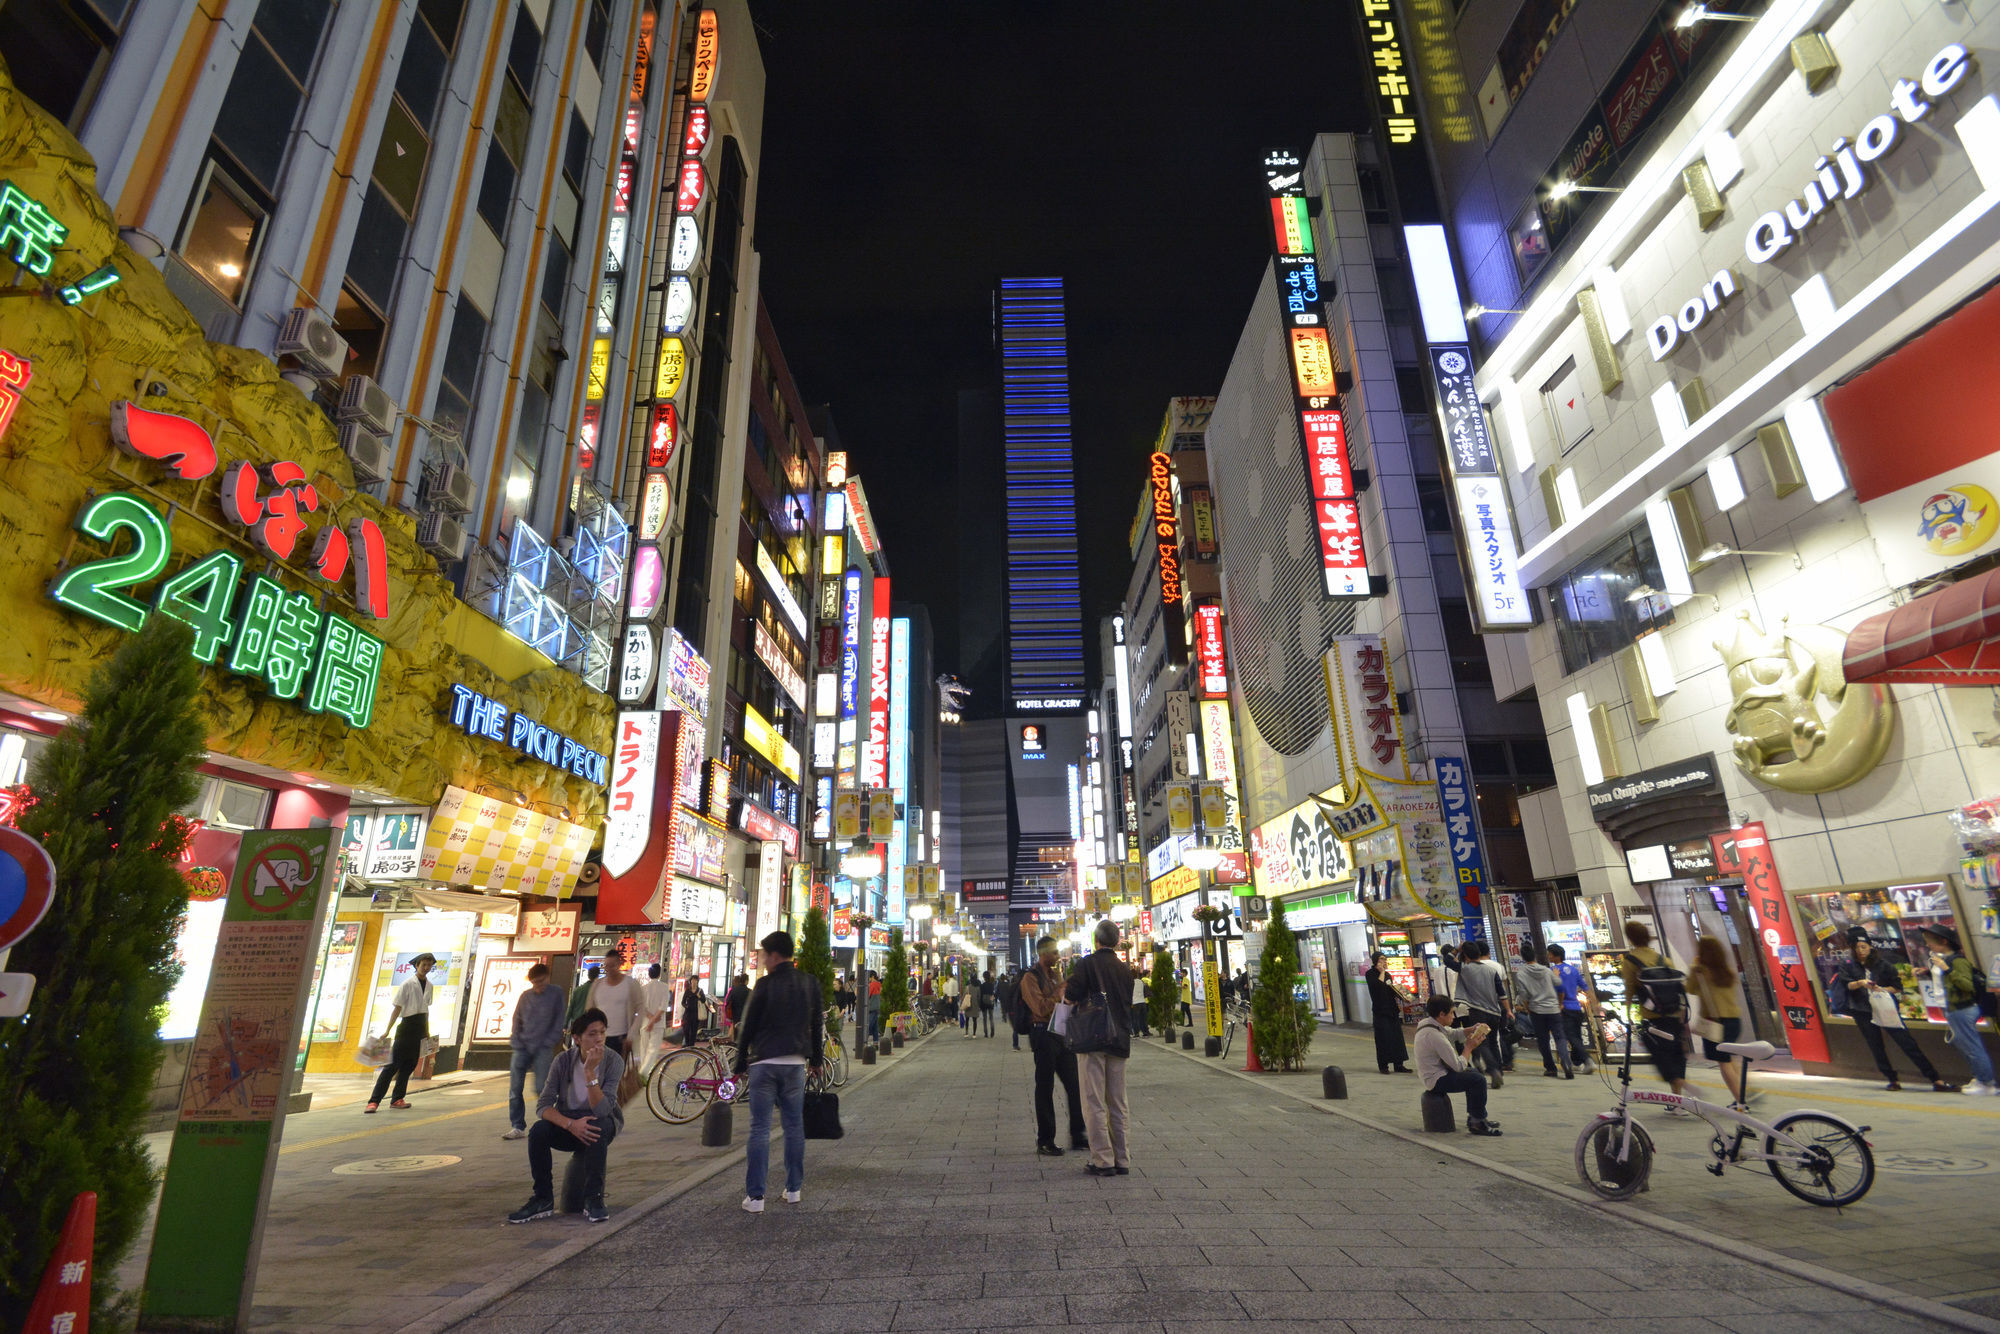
(997, 276), (1085, 712)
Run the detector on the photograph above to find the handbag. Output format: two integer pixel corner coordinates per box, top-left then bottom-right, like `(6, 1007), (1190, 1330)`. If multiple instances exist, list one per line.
(616, 1053), (644, 1106)
(803, 1090), (844, 1139)
(1867, 989), (1905, 1029)
(1049, 1001), (1073, 1036)
(1064, 958), (1128, 1055)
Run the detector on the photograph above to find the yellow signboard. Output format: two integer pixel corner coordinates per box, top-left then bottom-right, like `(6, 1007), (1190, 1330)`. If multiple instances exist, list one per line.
(418, 785), (594, 898)
(741, 704), (801, 783)
(655, 337), (687, 399)
(1203, 957), (1222, 1037)
(586, 338), (611, 402)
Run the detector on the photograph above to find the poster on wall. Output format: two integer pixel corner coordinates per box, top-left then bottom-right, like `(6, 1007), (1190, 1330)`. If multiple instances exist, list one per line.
(306, 921), (363, 1043)
(472, 955), (540, 1043)
(419, 785), (594, 897)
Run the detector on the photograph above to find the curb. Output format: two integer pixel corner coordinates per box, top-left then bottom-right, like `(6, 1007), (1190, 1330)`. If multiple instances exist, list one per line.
(392, 1030), (937, 1334)
(1147, 1037), (2000, 1334)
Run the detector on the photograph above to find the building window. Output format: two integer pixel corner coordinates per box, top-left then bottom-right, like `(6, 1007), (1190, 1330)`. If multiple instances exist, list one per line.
(1438, 599), (1492, 685)
(183, 775), (272, 831)
(175, 158), (265, 308)
(1549, 527), (1676, 676)
(541, 232), (571, 318)
(583, 0), (609, 71)
(505, 2), (541, 95)
(1416, 476), (1452, 534)
(331, 285), (382, 386)
(431, 295), (488, 446)
(0, 0), (126, 130)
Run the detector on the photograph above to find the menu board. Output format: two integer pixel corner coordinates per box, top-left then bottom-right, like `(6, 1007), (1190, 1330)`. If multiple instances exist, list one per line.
(472, 956), (540, 1043)
(307, 921), (363, 1042)
(1585, 949), (1638, 1040)
(418, 785), (594, 897)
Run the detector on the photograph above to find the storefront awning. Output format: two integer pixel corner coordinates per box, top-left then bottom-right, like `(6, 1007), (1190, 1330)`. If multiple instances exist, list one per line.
(1843, 567), (2000, 685)
(411, 887), (520, 926)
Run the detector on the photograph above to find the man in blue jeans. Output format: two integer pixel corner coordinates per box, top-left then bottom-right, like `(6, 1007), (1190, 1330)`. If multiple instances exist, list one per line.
(1545, 945), (1596, 1075)
(732, 929), (825, 1212)
(503, 962), (568, 1140)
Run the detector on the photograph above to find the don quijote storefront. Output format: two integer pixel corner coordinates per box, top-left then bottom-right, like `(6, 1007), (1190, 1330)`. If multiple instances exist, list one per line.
(1470, 1), (2000, 1080)
(0, 123), (614, 1108)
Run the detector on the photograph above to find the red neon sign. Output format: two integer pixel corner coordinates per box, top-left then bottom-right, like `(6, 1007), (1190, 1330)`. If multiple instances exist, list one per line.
(1301, 412), (1366, 598)
(864, 578), (891, 789)
(682, 105), (712, 159)
(676, 160), (705, 214)
(1194, 604), (1228, 698)
(0, 349), (31, 445)
(646, 403), (678, 469)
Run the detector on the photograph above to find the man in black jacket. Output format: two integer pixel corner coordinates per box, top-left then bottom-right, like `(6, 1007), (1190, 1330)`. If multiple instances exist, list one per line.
(732, 930), (824, 1213)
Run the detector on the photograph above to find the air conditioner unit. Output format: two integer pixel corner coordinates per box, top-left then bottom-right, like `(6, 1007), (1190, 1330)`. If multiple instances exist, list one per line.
(275, 307), (348, 381)
(426, 462), (475, 514)
(339, 423), (390, 484)
(416, 512), (470, 560)
(336, 374), (397, 437)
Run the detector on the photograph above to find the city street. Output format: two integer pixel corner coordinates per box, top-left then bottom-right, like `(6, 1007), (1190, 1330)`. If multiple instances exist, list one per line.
(433, 1026), (1996, 1334)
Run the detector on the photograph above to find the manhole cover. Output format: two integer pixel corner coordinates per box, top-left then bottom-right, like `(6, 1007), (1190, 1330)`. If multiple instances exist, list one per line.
(332, 1155), (462, 1176)
(1875, 1151), (1993, 1175)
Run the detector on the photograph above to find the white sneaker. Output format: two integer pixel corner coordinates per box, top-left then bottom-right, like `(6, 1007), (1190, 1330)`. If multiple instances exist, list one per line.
(1965, 1081), (1999, 1096)
(782, 1189), (801, 1203)
(742, 1196), (764, 1213)
(501, 1128), (526, 1140)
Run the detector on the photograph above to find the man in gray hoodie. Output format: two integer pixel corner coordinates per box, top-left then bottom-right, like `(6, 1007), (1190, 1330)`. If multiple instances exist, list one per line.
(1512, 944), (1570, 1078)
(504, 963), (569, 1139)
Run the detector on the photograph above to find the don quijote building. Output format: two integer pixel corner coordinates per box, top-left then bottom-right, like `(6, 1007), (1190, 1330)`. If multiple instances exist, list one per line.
(1401, 0), (2000, 1075)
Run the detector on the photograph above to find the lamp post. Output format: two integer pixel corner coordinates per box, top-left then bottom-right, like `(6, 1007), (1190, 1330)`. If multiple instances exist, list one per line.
(841, 836), (883, 1057)
(1183, 837), (1224, 1054)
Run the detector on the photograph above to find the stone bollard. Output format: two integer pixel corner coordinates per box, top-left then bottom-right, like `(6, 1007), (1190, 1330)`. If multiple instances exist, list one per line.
(1203, 1036), (1222, 1057)
(861, 1043), (877, 1065)
(892, 1031), (905, 1048)
(559, 1155), (588, 1213)
(1321, 1067), (1348, 1100)
(1420, 1089), (1456, 1133)
(701, 1096), (733, 1147)
(1181, 1031), (1194, 1050)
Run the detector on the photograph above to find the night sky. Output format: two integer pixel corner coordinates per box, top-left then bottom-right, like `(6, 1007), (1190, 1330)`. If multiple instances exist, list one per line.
(743, 3), (1370, 679)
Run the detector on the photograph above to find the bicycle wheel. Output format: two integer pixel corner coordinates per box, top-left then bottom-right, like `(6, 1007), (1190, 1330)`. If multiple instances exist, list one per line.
(825, 1034), (849, 1087)
(1574, 1116), (1654, 1200)
(1766, 1113), (1873, 1207)
(1221, 1020), (1234, 1058)
(647, 1046), (720, 1125)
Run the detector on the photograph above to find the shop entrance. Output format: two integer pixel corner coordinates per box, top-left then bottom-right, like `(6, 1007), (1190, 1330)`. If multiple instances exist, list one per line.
(1646, 880), (1782, 1047)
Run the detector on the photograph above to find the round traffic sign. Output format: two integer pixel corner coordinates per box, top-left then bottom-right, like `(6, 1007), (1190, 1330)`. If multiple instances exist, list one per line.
(0, 826), (56, 952)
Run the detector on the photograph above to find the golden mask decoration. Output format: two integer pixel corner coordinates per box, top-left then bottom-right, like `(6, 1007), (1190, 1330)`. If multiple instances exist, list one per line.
(1715, 611), (1893, 793)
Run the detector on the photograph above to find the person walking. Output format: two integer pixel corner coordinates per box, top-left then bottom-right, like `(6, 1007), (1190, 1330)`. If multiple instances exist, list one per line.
(1066, 920), (1137, 1176)
(677, 975), (705, 1048)
(1415, 994), (1501, 1136)
(1688, 935), (1751, 1105)
(366, 952), (435, 1112)
(1836, 930), (1953, 1091)
(1514, 944), (1569, 1078)
(567, 964), (598, 1024)
(1546, 944), (1595, 1074)
(978, 967), (998, 1037)
(1130, 964), (1151, 1039)
(506, 1008), (623, 1225)
(724, 971), (752, 1034)
(1364, 952), (1412, 1074)
(866, 970), (883, 1042)
(587, 950), (643, 1057)
(1020, 936), (1088, 1155)
(1922, 926), (1997, 1094)
(1177, 971), (1193, 1028)
(732, 929), (825, 1213)
(1620, 922), (1697, 1110)
(1003, 970), (1028, 1050)
(1450, 940), (1512, 1087)
(637, 963), (673, 1074)
(941, 970), (961, 1029)
(503, 962), (567, 1139)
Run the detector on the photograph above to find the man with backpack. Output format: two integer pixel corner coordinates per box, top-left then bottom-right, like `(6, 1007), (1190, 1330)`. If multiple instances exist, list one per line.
(1619, 921), (1697, 1111)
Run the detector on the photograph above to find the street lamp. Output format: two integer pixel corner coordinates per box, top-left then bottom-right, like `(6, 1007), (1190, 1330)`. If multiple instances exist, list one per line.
(1675, 3), (1757, 28)
(841, 833), (882, 1059)
(1181, 839), (1223, 872)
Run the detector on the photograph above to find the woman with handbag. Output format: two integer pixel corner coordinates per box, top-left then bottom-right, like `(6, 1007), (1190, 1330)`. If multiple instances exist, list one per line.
(1839, 930), (1953, 1091)
(1689, 936), (1748, 1106)
(1364, 952), (1413, 1074)
(1064, 919), (1138, 1177)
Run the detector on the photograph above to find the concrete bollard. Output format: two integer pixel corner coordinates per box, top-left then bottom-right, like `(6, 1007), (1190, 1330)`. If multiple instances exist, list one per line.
(1181, 1031), (1195, 1050)
(861, 1043), (877, 1065)
(559, 1155), (587, 1213)
(892, 1031), (905, 1048)
(1203, 1036), (1222, 1057)
(701, 1096), (733, 1147)
(1322, 1066), (1348, 1100)
(1420, 1089), (1456, 1133)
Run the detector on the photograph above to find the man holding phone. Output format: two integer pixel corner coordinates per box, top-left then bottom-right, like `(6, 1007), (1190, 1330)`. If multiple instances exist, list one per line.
(1414, 995), (1502, 1136)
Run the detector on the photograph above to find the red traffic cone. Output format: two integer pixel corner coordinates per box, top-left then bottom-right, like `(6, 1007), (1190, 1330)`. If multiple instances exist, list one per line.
(25, 1191), (97, 1334)
(1244, 1019), (1265, 1072)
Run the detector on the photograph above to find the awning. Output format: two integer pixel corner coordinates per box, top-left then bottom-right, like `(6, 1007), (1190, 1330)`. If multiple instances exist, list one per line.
(1844, 567), (2000, 685)
(411, 887), (521, 927)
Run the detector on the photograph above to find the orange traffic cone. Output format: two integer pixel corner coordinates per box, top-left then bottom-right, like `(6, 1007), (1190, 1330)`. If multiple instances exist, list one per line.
(1244, 1020), (1265, 1072)
(25, 1191), (97, 1334)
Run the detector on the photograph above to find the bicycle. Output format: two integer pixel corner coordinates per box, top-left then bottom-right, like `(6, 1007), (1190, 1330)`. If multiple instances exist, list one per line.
(1219, 998), (1251, 1058)
(1574, 1022), (1874, 1208)
(645, 1028), (740, 1125)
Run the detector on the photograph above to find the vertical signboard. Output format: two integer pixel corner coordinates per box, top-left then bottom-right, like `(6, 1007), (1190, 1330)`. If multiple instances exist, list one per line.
(597, 712), (686, 924)
(1146, 450), (1189, 666)
(1431, 752), (1490, 940)
(755, 840), (784, 944)
(863, 578), (891, 789)
(1265, 147), (1371, 601)
(1193, 604), (1228, 698)
(1712, 822), (1829, 1062)
(143, 828), (340, 1330)
(887, 616), (911, 923)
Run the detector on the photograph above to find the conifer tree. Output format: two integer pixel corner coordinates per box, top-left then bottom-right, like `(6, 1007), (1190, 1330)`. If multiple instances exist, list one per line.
(798, 906), (838, 1018)
(1250, 899), (1317, 1070)
(0, 616), (206, 1327)
(881, 928), (909, 1022)
(1149, 949), (1178, 1036)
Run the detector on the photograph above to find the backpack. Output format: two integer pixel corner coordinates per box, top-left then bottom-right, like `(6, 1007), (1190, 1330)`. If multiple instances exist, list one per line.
(1969, 962), (1999, 1022)
(1623, 951), (1686, 1017)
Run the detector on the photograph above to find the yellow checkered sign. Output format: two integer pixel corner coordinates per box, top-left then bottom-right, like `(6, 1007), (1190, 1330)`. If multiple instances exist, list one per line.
(419, 785), (594, 898)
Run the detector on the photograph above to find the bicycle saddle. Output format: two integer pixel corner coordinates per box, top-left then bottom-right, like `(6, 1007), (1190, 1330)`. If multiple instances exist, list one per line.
(1716, 1040), (1777, 1061)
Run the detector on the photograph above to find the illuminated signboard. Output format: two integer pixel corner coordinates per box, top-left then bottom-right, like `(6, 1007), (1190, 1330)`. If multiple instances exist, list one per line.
(626, 544), (663, 618)
(1146, 450), (1189, 665)
(603, 711), (661, 877)
(862, 578), (891, 788)
(1359, 0), (1420, 146)
(754, 620), (807, 709)
(675, 159), (706, 214)
(662, 628), (712, 720)
(655, 337), (686, 399)
(617, 624), (654, 703)
(1266, 147), (1370, 603)
(742, 703), (801, 783)
(737, 798), (799, 858)
(843, 477), (881, 554)
(1406, 224), (1531, 629)
(577, 402), (599, 469)
(646, 403), (677, 469)
(663, 276), (694, 335)
(838, 569), (862, 723)
(587, 338), (610, 401)
(1199, 700), (1250, 885)
(448, 683), (608, 784)
(681, 104), (711, 160)
(1248, 790), (1354, 895)
(1270, 194), (1312, 256)
(690, 8), (720, 102)
(638, 475), (670, 541)
(888, 617), (911, 797)
(670, 215), (701, 272)
(1193, 604), (1228, 698)
(755, 542), (809, 639)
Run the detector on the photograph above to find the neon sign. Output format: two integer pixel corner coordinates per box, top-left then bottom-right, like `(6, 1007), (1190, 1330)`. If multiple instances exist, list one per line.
(863, 578), (891, 789)
(0, 180), (64, 274)
(690, 9), (720, 103)
(646, 403), (677, 469)
(1193, 604), (1228, 698)
(448, 683), (608, 784)
(0, 348), (29, 442)
(1147, 451), (1181, 605)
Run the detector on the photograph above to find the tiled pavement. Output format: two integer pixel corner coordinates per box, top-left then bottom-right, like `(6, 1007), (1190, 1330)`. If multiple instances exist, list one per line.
(445, 1027), (1998, 1334)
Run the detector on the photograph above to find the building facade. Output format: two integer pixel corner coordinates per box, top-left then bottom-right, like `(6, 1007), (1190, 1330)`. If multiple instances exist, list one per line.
(1405, 0), (2000, 1075)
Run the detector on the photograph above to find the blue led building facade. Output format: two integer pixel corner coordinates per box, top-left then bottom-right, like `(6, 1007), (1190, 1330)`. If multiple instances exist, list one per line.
(997, 277), (1087, 712)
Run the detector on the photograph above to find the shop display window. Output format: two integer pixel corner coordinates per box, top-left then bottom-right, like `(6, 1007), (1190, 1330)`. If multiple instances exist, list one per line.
(363, 913), (477, 1046)
(305, 921), (363, 1043)
(1793, 884), (1958, 1022)
(182, 774), (271, 831)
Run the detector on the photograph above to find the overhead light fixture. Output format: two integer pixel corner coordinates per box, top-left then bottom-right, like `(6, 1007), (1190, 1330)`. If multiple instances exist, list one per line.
(841, 842), (883, 879)
(29, 709), (67, 722)
(1626, 583), (1663, 604)
(1548, 181), (1623, 201)
(1566, 693), (1605, 786)
(1181, 841), (1223, 871)
(1706, 456), (1746, 511)
(1465, 303), (1527, 320)
(1782, 398), (1848, 503)
(1695, 542), (1803, 568)
(1676, 3), (1757, 28)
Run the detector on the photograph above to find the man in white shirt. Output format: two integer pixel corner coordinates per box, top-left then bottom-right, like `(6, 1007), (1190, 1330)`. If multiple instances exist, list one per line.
(637, 963), (674, 1073)
(367, 953), (435, 1112)
(588, 952), (644, 1058)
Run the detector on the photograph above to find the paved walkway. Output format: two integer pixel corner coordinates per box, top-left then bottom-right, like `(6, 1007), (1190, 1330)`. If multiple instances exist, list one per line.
(446, 1024), (1995, 1334)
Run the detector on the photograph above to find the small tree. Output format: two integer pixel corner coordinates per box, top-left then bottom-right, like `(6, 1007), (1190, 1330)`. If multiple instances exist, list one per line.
(798, 906), (837, 1022)
(1149, 949), (1178, 1037)
(0, 617), (207, 1328)
(881, 928), (909, 1024)
(1250, 899), (1317, 1070)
